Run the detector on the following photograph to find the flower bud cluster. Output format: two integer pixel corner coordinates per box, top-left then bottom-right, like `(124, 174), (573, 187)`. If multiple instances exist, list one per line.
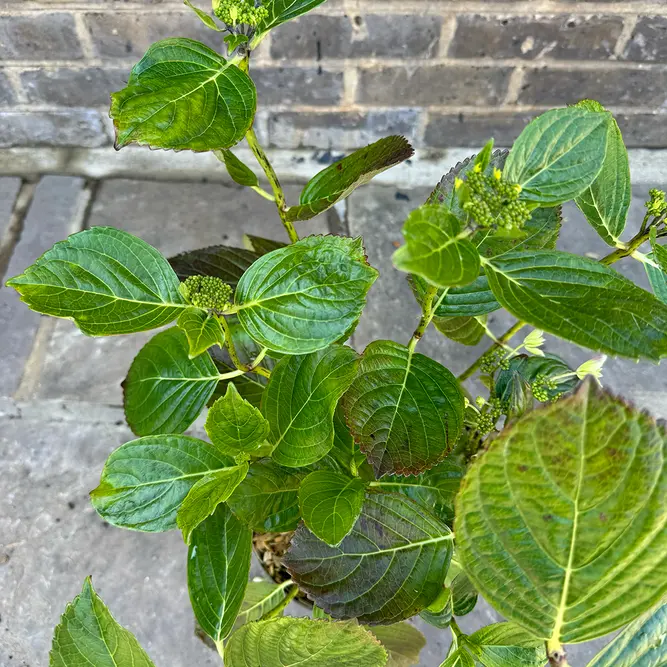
(646, 189), (667, 218)
(530, 374), (560, 403)
(213, 0), (268, 27)
(180, 275), (233, 312)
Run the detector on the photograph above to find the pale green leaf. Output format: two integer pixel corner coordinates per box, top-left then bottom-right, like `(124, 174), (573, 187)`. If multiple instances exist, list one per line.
(299, 471), (366, 546)
(188, 504), (252, 646)
(433, 315), (486, 346)
(205, 383), (270, 457)
(91, 435), (235, 532)
(371, 623), (426, 667)
(455, 382), (667, 644)
(228, 459), (306, 532)
(587, 599), (667, 667)
(169, 244), (260, 285)
(264, 346), (359, 467)
(6, 226), (187, 336)
(224, 617), (388, 667)
(50, 578), (155, 667)
(177, 462), (248, 543)
(485, 250), (667, 361)
(394, 205), (480, 288)
(439, 649), (475, 667)
(234, 580), (294, 630)
(503, 107), (610, 205)
(466, 623), (544, 667)
(177, 308), (225, 358)
(235, 236), (378, 355)
(184, 0), (223, 31)
(111, 38), (256, 151)
(123, 327), (220, 436)
(215, 149), (260, 187)
(312, 605), (332, 620)
(285, 491), (454, 624)
(343, 340), (464, 477)
(286, 137), (414, 221)
(255, 0), (330, 36)
(645, 254), (667, 304)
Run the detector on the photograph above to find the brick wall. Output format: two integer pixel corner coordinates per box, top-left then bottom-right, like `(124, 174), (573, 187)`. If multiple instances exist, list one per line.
(1, 1), (666, 151)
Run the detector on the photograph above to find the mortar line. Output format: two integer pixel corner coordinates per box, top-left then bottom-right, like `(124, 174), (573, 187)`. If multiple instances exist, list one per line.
(614, 15), (639, 59)
(72, 11), (97, 61)
(0, 179), (37, 283)
(503, 66), (526, 105)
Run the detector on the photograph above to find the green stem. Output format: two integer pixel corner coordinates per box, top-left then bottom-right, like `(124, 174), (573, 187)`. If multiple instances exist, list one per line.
(600, 228), (651, 266)
(408, 286), (446, 353)
(546, 639), (571, 667)
(262, 583), (299, 620)
(458, 321), (526, 381)
(220, 316), (271, 379)
(246, 126), (299, 244)
(251, 185), (276, 202)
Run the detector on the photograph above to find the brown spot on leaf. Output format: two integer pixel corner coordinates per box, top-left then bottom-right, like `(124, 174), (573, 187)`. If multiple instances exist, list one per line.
(518, 464), (528, 472)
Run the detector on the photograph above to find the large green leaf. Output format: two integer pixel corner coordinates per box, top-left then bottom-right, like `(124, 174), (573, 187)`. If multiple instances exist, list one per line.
(255, 0), (330, 36)
(575, 103), (630, 246)
(286, 137), (414, 222)
(176, 462), (248, 543)
(646, 255), (667, 304)
(465, 623), (544, 667)
(503, 107), (610, 205)
(440, 649), (475, 667)
(123, 327), (220, 436)
(299, 471), (366, 546)
(227, 459), (306, 532)
(169, 244), (260, 285)
(91, 435), (235, 532)
(587, 599), (667, 667)
(285, 491), (454, 624)
(370, 623), (426, 667)
(224, 617), (388, 667)
(485, 250), (667, 361)
(455, 382), (667, 644)
(433, 315), (486, 346)
(110, 38), (256, 151)
(430, 276), (501, 318)
(393, 205), (480, 288)
(205, 383), (270, 457)
(235, 236), (377, 355)
(234, 580), (294, 630)
(50, 578), (155, 667)
(188, 504), (252, 648)
(177, 308), (225, 359)
(263, 346), (359, 467)
(343, 340), (465, 477)
(7, 227), (187, 336)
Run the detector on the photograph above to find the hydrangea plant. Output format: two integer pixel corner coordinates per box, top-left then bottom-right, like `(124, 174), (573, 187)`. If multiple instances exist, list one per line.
(9, 2), (667, 666)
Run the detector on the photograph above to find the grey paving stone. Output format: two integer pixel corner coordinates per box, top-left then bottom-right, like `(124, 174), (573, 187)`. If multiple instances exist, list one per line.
(35, 181), (329, 405)
(0, 176), (84, 398)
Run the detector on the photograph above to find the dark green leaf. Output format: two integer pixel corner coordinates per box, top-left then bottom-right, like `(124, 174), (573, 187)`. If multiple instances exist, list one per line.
(433, 315), (486, 346)
(394, 205), (480, 287)
(451, 572), (478, 617)
(206, 383), (270, 457)
(503, 107), (610, 205)
(433, 276), (501, 318)
(285, 491), (454, 624)
(485, 250), (667, 361)
(177, 462), (249, 543)
(465, 623), (544, 667)
(216, 149), (260, 187)
(211, 346), (268, 409)
(299, 471), (366, 546)
(50, 578), (155, 667)
(235, 236), (378, 355)
(645, 254), (667, 304)
(455, 382), (667, 644)
(234, 580), (294, 630)
(177, 308), (225, 358)
(263, 346), (359, 467)
(243, 235), (287, 255)
(419, 586), (453, 629)
(91, 435), (235, 532)
(188, 504), (252, 648)
(227, 458), (306, 532)
(587, 599), (667, 667)
(169, 245), (260, 284)
(111, 38), (256, 151)
(286, 137), (414, 222)
(7, 227), (187, 336)
(123, 327), (220, 436)
(343, 340), (465, 477)
(224, 617), (388, 667)
(370, 623), (426, 667)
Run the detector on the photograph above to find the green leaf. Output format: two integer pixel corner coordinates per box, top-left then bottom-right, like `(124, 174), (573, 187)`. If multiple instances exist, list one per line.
(205, 383), (270, 457)
(285, 491), (454, 624)
(169, 245), (260, 284)
(234, 580), (294, 630)
(123, 327), (220, 436)
(286, 137), (414, 222)
(575, 109), (631, 245)
(225, 34), (250, 52)
(504, 107), (610, 205)
(419, 586), (453, 629)
(455, 382), (667, 644)
(255, 0), (329, 36)
(264, 346), (360, 467)
(91, 435), (235, 532)
(216, 149), (260, 187)
(393, 205), (480, 288)
(299, 471), (366, 546)
(50, 578), (155, 667)
(184, 0), (223, 31)
(485, 250), (667, 361)
(586, 599), (667, 667)
(111, 38), (256, 151)
(433, 315), (486, 346)
(451, 571), (478, 617)
(6, 227), (186, 336)
(465, 623), (544, 667)
(177, 308), (225, 358)
(431, 276), (501, 318)
(188, 504), (252, 648)
(651, 228), (667, 273)
(370, 623), (426, 667)
(235, 236), (378, 355)
(243, 235), (287, 255)
(227, 459), (306, 532)
(343, 340), (465, 477)
(224, 617), (388, 667)
(439, 649), (475, 667)
(176, 462), (248, 543)
(645, 255), (667, 304)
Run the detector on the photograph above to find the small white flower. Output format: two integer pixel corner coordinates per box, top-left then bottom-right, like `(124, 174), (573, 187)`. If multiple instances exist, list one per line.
(523, 329), (545, 357)
(576, 356), (607, 384)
